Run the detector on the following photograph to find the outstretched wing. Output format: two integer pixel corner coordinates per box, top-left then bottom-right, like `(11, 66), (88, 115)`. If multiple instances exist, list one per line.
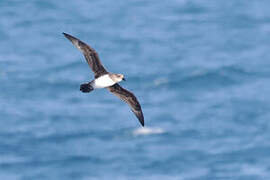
(63, 33), (108, 78)
(107, 84), (144, 126)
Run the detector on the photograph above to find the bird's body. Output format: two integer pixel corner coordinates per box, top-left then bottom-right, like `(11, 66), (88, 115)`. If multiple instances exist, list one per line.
(63, 33), (144, 126)
(91, 74), (116, 89)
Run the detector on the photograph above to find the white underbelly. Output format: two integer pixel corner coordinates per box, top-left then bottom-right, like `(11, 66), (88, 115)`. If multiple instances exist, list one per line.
(92, 74), (115, 88)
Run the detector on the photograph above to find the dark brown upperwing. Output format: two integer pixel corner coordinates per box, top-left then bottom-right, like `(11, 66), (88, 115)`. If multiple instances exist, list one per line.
(107, 84), (144, 126)
(63, 33), (108, 78)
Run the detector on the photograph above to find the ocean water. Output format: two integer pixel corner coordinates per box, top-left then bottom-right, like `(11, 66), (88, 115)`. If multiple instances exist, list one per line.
(1, 0), (270, 179)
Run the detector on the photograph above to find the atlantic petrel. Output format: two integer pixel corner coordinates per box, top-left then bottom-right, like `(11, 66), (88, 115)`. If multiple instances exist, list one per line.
(63, 33), (144, 126)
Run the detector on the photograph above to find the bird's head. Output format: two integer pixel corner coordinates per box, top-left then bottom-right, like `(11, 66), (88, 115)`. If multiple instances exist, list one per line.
(113, 73), (126, 82)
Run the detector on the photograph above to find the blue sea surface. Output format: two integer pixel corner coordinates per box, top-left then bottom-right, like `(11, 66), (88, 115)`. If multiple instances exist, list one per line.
(1, 0), (270, 179)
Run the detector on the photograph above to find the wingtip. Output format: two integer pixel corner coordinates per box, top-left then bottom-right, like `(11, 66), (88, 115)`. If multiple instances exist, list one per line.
(63, 32), (73, 39)
(133, 108), (144, 127)
(139, 117), (144, 127)
(62, 33), (82, 49)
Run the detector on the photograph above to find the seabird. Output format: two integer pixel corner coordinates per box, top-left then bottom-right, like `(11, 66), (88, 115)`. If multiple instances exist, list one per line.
(63, 33), (144, 126)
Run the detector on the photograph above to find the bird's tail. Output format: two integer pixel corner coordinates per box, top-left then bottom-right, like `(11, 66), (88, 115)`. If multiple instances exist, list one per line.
(80, 83), (94, 93)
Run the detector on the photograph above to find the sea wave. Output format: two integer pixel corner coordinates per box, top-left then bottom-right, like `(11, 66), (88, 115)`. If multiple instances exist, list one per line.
(132, 127), (165, 136)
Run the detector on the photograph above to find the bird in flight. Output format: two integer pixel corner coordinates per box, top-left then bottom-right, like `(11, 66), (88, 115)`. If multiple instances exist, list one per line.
(63, 33), (144, 126)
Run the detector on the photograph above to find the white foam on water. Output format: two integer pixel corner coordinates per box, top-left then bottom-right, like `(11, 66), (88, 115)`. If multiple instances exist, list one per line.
(154, 77), (168, 86)
(132, 127), (165, 136)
